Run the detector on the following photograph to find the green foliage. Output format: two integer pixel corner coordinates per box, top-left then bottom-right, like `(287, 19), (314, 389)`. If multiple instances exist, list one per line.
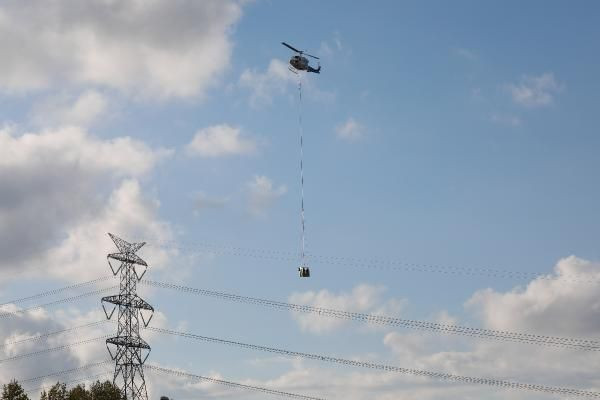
(66, 385), (90, 400)
(1, 380), (122, 400)
(88, 381), (123, 400)
(46, 383), (66, 400)
(1, 380), (29, 400)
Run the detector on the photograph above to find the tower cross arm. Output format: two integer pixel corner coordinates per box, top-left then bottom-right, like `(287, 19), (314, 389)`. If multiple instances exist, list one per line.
(108, 252), (148, 266)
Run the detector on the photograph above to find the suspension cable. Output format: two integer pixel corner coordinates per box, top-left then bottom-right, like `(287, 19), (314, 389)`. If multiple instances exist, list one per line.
(148, 326), (600, 398)
(145, 364), (325, 400)
(297, 76), (307, 267)
(142, 280), (600, 351)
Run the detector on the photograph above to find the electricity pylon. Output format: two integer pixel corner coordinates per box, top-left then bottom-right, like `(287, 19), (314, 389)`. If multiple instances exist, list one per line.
(102, 233), (154, 400)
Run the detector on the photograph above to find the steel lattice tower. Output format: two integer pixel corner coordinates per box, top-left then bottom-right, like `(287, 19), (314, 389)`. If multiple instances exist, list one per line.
(102, 233), (154, 400)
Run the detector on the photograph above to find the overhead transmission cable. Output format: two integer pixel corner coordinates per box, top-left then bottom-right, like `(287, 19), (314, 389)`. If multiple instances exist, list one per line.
(24, 372), (113, 395)
(0, 320), (108, 350)
(19, 360), (113, 385)
(147, 240), (575, 282)
(0, 286), (118, 320)
(142, 280), (600, 351)
(0, 335), (108, 365)
(0, 276), (114, 309)
(145, 364), (325, 400)
(148, 326), (600, 399)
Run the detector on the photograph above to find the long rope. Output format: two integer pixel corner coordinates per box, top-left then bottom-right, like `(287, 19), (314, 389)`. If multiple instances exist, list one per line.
(297, 77), (307, 266)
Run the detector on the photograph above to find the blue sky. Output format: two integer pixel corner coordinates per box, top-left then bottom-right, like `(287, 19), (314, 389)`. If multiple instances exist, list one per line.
(1, 1), (600, 399)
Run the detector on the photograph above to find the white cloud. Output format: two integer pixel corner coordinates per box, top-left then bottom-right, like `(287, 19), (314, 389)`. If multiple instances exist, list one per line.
(0, 125), (174, 282)
(506, 73), (563, 107)
(318, 32), (344, 58)
(186, 124), (257, 157)
(193, 192), (229, 216)
(46, 254), (598, 400)
(246, 175), (286, 217)
(0, 0), (243, 98)
(239, 59), (335, 107)
(239, 59), (295, 107)
(289, 284), (405, 334)
(43, 179), (175, 282)
(336, 117), (365, 141)
(0, 302), (170, 389)
(0, 123), (175, 387)
(31, 90), (108, 128)
(466, 255), (600, 337)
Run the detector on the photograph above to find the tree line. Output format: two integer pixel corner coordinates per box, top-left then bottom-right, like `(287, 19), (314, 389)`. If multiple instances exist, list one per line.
(1, 380), (124, 400)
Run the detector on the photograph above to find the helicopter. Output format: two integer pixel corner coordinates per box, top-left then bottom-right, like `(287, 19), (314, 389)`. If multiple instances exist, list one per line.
(282, 42), (321, 74)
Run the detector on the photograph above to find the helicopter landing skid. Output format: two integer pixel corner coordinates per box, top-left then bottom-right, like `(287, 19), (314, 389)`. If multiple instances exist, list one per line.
(288, 66), (298, 74)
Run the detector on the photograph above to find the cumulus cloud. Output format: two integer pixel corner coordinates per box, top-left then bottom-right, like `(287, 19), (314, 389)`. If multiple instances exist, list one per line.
(273, 256), (600, 399)
(336, 117), (365, 141)
(21, 255), (596, 400)
(239, 59), (335, 107)
(0, 301), (170, 389)
(318, 32), (344, 58)
(0, 125), (174, 282)
(186, 124), (257, 157)
(466, 255), (600, 337)
(246, 175), (286, 217)
(192, 192), (229, 216)
(239, 59), (295, 107)
(0, 0), (243, 98)
(289, 284), (405, 334)
(31, 90), (108, 128)
(506, 73), (563, 107)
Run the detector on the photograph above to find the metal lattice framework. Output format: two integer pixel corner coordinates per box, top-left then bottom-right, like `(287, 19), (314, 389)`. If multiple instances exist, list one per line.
(102, 233), (154, 400)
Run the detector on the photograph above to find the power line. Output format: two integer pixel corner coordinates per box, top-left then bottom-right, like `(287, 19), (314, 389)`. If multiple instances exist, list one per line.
(0, 286), (117, 320)
(0, 276), (114, 309)
(23, 371), (113, 395)
(0, 335), (107, 364)
(148, 326), (600, 399)
(19, 360), (112, 385)
(142, 280), (600, 351)
(0, 320), (109, 350)
(145, 364), (326, 400)
(146, 240), (565, 282)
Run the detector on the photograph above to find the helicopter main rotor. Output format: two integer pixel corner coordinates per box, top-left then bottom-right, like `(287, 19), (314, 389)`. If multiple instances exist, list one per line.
(281, 42), (319, 60)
